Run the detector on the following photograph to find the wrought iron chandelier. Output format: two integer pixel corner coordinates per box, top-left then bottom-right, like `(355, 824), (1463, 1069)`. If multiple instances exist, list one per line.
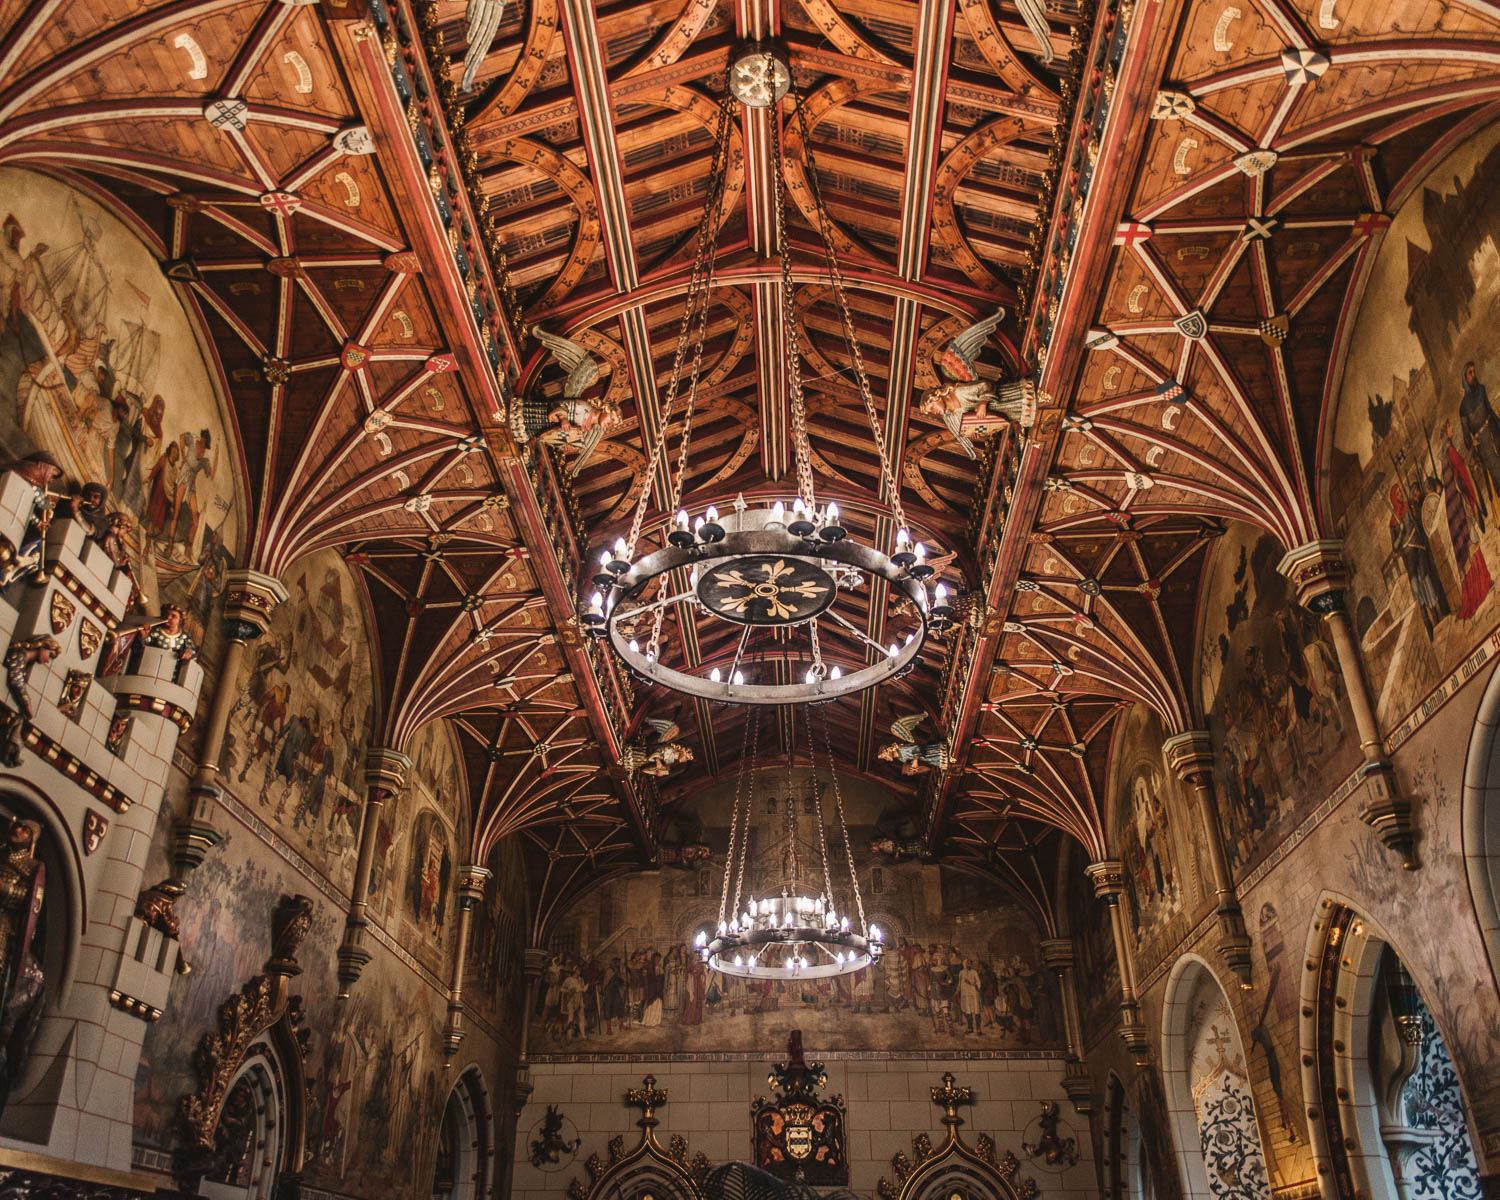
(694, 705), (884, 979)
(579, 46), (954, 706)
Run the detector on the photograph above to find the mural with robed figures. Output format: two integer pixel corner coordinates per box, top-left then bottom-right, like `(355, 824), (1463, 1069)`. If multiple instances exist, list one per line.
(0, 167), (243, 679)
(1110, 705), (1210, 957)
(218, 549), (375, 897)
(1198, 524), (1359, 876)
(1330, 122), (1500, 728)
(533, 769), (1062, 1056)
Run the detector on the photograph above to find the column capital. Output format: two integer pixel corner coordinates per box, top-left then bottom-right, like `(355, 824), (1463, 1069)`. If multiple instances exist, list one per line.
(1162, 730), (1215, 782)
(1039, 937), (1075, 971)
(1085, 859), (1126, 899)
(1277, 539), (1349, 612)
(457, 864), (492, 907)
(223, 569), (290, 640)
(364, 747), (412, 795)
(523, 947), (550, 977)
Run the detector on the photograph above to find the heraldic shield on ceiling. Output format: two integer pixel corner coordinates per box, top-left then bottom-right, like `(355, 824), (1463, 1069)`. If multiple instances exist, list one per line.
(752, 1031), (848, 1186)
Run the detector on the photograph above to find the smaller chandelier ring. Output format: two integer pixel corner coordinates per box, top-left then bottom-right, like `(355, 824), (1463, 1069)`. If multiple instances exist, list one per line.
(706, 931), (878, 979)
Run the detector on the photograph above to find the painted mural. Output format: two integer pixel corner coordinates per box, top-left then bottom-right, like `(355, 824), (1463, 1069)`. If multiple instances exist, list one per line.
(1330, 122), (1500, 728)
(534, 770), (1061, 1055)
(468, 834), (528, 1036)
(1184, 971), (1271, 1199)
(133, 809), (464, 1199)
(219, 549), (375, 896)
(1198, 524), (1359, 875)
(0, 167), (243, 667)
(367, 717), (467, 975)
(1110, 705), (1210, 956)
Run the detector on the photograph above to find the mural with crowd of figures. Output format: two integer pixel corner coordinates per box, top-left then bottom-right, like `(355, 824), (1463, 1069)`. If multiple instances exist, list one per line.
(534, 769), (1062, 1055)
(133, 813), (470, 1198)
(218, 549), (375, 896)
(1198, 523), (1360, 875)
(1110, 704), (1211, 958)
(0, 166), (243, 673)
(1331, 122), (1500, 727)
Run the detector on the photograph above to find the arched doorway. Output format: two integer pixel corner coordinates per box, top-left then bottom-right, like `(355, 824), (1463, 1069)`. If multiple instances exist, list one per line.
(198, 1040), (291, 1200)
(1105, 1075), (1156, 1200)
(1462, 662), (1500, 989)
(1161, 956), (1271, 1198)
(432, 1067), (494, 1199)
(1299, 900), (1482, 1200)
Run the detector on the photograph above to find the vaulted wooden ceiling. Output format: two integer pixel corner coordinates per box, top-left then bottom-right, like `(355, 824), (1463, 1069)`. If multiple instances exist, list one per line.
(6, 0), (1500, 937)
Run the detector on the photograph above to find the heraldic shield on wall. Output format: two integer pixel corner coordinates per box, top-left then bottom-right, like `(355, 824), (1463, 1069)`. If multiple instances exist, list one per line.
(751, 1031), (848, 1185)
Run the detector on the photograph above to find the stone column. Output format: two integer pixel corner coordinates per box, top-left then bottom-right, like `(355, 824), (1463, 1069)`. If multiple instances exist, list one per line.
(1163, 730), (1253, 985)
(1086, 860), (1151, 1062)
(1041, 936), (1093, 1113)
(1279, 541), (1416, 868)
(442, 864), (493, 1062)
(336, 747), (411, 998)
(164, 569), (288, 894)
(498, 948), (548, 1199)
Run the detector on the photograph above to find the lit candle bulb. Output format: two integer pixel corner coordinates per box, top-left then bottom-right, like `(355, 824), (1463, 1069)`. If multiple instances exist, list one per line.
(914, 541), (927, 561)
(841, 916), (850, 931)
(675, 509), (689, 529)
(935, 582), (949, 604)
(905, 632), (915, 645)
(800, 956), (809, 970)
(733, 671), (744, 685)
(706, 505), (719, 522)
(613, 536), (628, 557)
(830, 666), (842, 680)
(709, 667), (721, 682)
(793, 498), (807, 517)
(836, 951), (845, 965)
(896, 528), (911, 550)
(748, 956), (757, 968)
(826, 502), (839, 522)
(586, 592), (603, 616)
(888, 643), (899, 658)
(806, 667), (817, 684)
(871, 924), (883, 941)
(694, 516), (705, 534)
(771, 500), (784, 522)
(734, 955), (744, 967)
(718, 921), (727, 934)
(628, 639), (640, 653)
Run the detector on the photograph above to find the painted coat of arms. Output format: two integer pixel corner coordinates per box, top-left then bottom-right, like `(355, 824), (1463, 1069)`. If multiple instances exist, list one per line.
(752, 1030), (848, 1186)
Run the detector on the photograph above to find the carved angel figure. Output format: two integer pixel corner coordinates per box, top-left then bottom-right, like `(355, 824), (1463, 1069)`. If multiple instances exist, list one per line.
(877, 712), (949, 776)
(621, 717), (695, 778)
(532, 326), (619, 474)
(919, 311), (1037, 457)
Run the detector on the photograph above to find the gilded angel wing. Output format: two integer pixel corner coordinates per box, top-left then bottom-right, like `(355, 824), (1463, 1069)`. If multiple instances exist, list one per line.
(459, 0), (507, 91)
(889, 712), (929, 743)
(645, 717), (681, 743)
(533, 325), (601, 398)
(943, 309), (1007, 379)
(570, 422), (606, 476)
(1016, 0), (1056, 63)
(942, 408), (976, 459)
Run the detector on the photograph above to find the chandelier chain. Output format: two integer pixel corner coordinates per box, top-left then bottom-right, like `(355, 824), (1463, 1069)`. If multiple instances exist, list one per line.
(730, 707), (764, 921)
(818, 705), (867, 933)
(717, 704), (758, 929)
(770, 102), (817, 510)
(802, 708), (837, 910)
(624, 81), (734, 558)
(792, 98), (909, 534)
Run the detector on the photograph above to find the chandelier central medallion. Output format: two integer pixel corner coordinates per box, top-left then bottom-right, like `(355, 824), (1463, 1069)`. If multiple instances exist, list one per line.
(578, 47), (957, 706)
(698, 556), (835, 625)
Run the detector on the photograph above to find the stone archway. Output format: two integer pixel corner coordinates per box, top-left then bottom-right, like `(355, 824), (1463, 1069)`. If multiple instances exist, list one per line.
(1298, 898), (1482, 1200)
(1160, 955), (1271, 1198)
(1462, 663), (1500, 991)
